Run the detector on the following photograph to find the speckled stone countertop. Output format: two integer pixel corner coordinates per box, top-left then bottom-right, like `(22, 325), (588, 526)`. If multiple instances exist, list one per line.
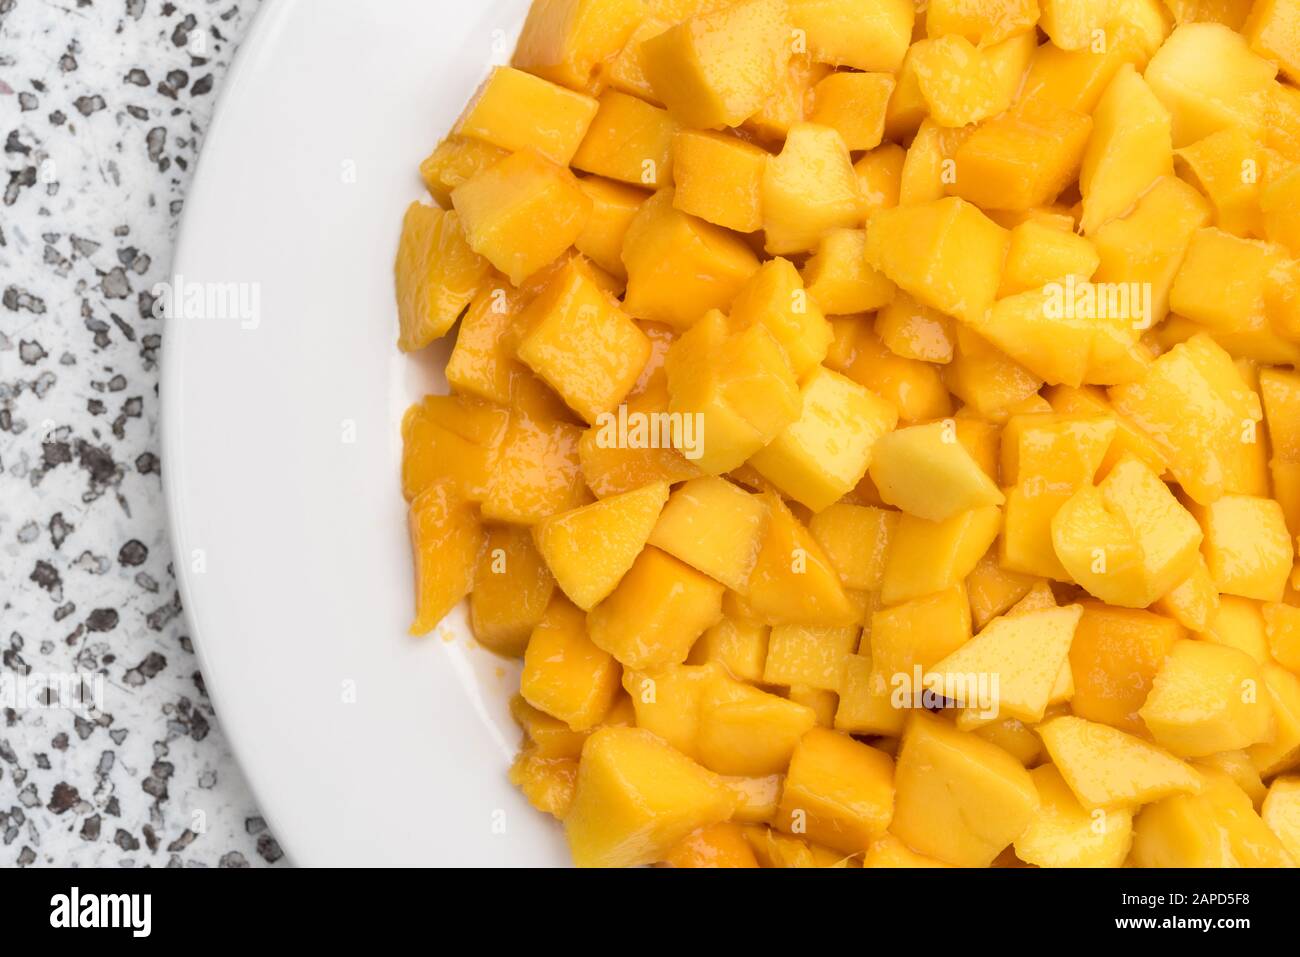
(0, 0), (283, 866)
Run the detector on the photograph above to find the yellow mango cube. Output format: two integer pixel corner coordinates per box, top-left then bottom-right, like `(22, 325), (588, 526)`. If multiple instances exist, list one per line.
(868, 421), (1004, 523)
(622, 190), (760, 328)
(663, 822), (761, 868)
(1248, 662), (1300, 775)
(1078, 64), (1173, 235)
(452, 149), (591, 286)
(802, 230), (895, 317)
(648, 476), (768, 591)
(1173, 126), (1266, 238)
(394, 203), (489, 352)
(565, 726), (734, 868)
(1170, 228), (1280, 336)
(1019, 22), (1148, 115)
(456, 67), (599, 166)
(788, 0), (913, 72)
(1038, 715), (1202, 809)
(574, 176), (646, 280)
(1140, 639), (1275, 757)
(950, 106), (1094, 212)
(1264, 602), (1300, 672)
(882, 506), (1003, 605)
(1110, 333), (1263, 505)
(471, 526), (557, 658)
(998, 221), (1100, 299)
(533, 481), (669, 610)
(1197, 494), (1294, 601)
(763, 124), (862, 256)
(517, 262), (651, 424)
(513, 0), (647, 90)
(642, 0), (791, 130)
(1002, 413), (1116, 487)
(1154, 554), (1220, 632)
(943, 327), (1044, 420)
(666, 311), (801, 474)
(622, 662), (720, 760)
(419, 136), (509, 208)
(730, 258), (833, 377)
(926, 0), (1040, 44)
(862, 833), (952, 868)
(912, 34), (1009, 127)
(445, 280), (525, 405)
(401, 394), (508, 504)
(966, 549), (1038, 630)
(1067, 603), (1185, 735)
(521, 598), (621, 731)
(745, 493), (859, 626)
(1014, 765), (1135, 868)
(572, 90), (676, 189)
(1246, 0), (1300, 83)
(751, 366), (899, 513)
(808, 504), (897, 591)
(408, 483), (482, 636)
(774, 728), (894, 854)
(696, 671), (819, 775)
(689, 617), (770, 684)
(763, 624), (860, 691)
(875, 292), (956, 365)
(1262, 776), (1300, 860)
(865, 197), (1011, 325)
(671, 130), (769, 234)
(1145, 22), (1278, 147)
(841, 324), (955, 423)
(892, 711), (1039, 867)
(928, 605), (1082, 724)
(808, 72), (895, 151)
(588, 546), (724, 670)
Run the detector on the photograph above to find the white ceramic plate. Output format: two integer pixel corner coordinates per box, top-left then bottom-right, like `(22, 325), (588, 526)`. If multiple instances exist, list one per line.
(162, 0), (566, 866)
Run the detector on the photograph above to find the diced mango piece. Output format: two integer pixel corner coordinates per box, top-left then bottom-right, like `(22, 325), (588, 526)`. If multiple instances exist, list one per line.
(911, 34), (1010, 127)
(862, 833), (953, 867)
(452, 149), (591, 286)
(574, 176), (646, 280)
(521, 598), (621, 731)
(394, 203), (489, 352)
(1262, 776), (1300, 860)
(802, 230), (895, 317)
(730, 258), (833, 377)
(774, 728), (894, 854)
(1039, 714), (1203, 809)
(929, 605), (1082, 725)
(1173, 126), (1268, 238)
(1145, 22), (1278, 147)
(622, 190), (760, 328)
(1002, 414), (1116, 488)
(764, 624), (860, 691)
(1015, 764), (1136, 868)
(408, 483), (482, 635)
(840, 323), (956, 423)
(751, 366), (899, 513)
(689, 617), (770, 684)
(534, 481), (669, 610)
(950, 106), (1094, 212)
(1154, 554), (1220, 632)
(671, 130), (769, 234)
(866, 197), (1011, 325)
(517, 262), (651, 424)
(482, 413), (584, 525)
(456, 67), (599, 166)
(513, 0), (647, 90)
(1110, 333), (1264, 505)
(643, 0), (791, 130)
(663, 822), (761, 867)
(882, 506), (1004, 605)
(1140, 638), (1275, 756)
(966, 549), (1038, 630)
(762, 124), (862, 256)
(998, 222), (1100, 298)
(869, 421), (1004, 523)
(697, 671), (819, 775)
(1195, 494), (1293, 603)
(892, 711), (1039, 867)
(788, 0), (913, 72)
(471, 525), (557, 657)
(648, 476), (768, 591)
(875, 292), (955, 364)
(808, 72), (894, 152)
(572, 90), (676, 189)
(401, 394), (508, 503)
(564, 726), (734, 868)
(745, 493), (859, 626)
(419, 137), (510, 208)
(589, 546), (724, 669)
(809, 504), (897, 591)
(1264, 602), (1300, 672)
(1079, 64), (1173, 235)
(1068, 603), (1184, 734)
(1246, 662), (1300, 775)
(666, 311), (801, 474)
(622, 661), (719, 760)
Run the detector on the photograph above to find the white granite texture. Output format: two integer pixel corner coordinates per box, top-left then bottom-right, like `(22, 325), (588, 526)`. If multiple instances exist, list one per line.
(0, 0), (283, 866)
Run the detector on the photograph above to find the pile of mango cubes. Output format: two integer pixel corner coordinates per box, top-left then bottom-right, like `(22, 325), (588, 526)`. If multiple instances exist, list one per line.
(396, 0), (1300, 867)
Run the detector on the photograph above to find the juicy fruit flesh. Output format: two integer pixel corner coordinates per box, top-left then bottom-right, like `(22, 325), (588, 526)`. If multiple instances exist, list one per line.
(397, 0), (1300, 869)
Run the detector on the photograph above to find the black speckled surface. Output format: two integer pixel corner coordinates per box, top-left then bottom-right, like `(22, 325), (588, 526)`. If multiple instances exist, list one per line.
(0, 0), (282, 867)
